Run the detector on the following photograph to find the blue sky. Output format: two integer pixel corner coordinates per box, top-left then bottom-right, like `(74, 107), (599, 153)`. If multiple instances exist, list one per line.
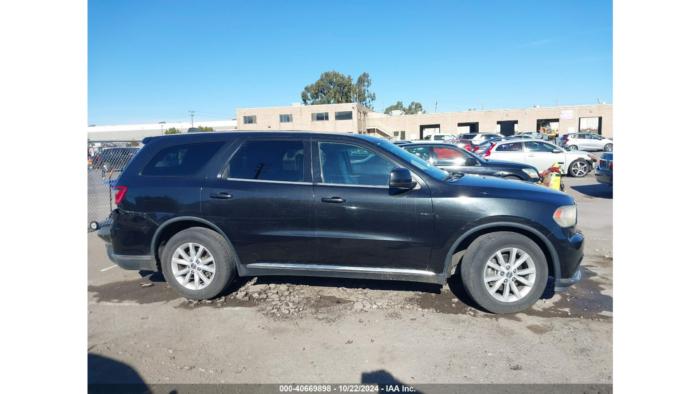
(88, 0), (612, 125)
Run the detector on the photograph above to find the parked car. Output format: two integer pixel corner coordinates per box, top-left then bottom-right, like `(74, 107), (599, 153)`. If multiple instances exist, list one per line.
(392, 140), (412, 145)
(564, 133), (613, 152)
(399, 142), (541, 182)
(471, 133), (504, 145)
(505, 135), (534, 140)
(480, 139), (597, 177)
(595, 153), (613, 185)
(91, 147), (140, 176)
(423, 133), (457, 142)
(98, 132), (583, 314)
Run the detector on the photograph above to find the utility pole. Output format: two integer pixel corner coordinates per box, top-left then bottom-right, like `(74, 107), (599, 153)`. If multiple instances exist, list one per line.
(481, 103), (484, 110)
(189, 111), (195, 127)
(435, 102), (437, 113)
(556, 99), (559, 107)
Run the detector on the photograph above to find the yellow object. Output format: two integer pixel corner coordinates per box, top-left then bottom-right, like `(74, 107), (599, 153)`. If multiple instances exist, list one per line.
(540, 162), (564, 191)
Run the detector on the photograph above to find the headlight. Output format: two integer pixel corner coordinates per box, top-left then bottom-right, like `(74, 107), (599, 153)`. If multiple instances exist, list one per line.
(553, 205), (577, 228)
(522, 168), (540, 179)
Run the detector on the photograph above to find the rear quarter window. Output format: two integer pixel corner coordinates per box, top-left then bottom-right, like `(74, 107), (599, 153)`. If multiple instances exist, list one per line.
(141, 142), (225, 176)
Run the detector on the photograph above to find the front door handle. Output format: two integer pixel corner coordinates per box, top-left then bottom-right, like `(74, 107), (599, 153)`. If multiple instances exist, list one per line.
(528, 154), (535, 157)
(321, 197), (345, 203)
(210, 192), (232, 199)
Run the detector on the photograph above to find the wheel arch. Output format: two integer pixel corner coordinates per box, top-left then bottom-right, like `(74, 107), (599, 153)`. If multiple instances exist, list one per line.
(443, 222), (560, 280)
(150, 216), (239, 271)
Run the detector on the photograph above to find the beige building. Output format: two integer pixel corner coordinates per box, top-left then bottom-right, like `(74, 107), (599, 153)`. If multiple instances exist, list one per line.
(236, 103), (613, 140)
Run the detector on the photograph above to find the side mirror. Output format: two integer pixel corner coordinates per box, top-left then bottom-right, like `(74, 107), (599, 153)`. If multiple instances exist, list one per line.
(389, 168), (417, 190)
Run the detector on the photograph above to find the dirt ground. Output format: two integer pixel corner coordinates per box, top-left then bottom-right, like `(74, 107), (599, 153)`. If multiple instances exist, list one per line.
(88, 173), (612, 385)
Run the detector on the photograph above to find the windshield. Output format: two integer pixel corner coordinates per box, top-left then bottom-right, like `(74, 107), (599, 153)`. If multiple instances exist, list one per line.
(375, 140), (449, 180)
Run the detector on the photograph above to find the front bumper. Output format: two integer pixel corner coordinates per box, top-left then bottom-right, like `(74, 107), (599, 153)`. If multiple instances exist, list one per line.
(554, 266), (582, 291)
(595, 168), (613, 185)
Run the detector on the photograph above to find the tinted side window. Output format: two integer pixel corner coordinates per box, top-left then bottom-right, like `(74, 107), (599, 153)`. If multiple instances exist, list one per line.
(495, 142), (522, 152)
(319, 142), (396, 186)
(142, 142), (225, 177)
(525, 141), (556, 152)
(335, 111), (353, 120)
(434, 146), (466, 165)
(228, 141), (304, 182)
(404, 146), (431, 162)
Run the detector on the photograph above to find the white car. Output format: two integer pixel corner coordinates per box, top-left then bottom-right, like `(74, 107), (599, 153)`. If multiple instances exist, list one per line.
(423, 133), (457, 142)
(471, 133), (504, 145)
(516, 132), (542, 139)
(563, 133), (613, 152)
(480, 139), (597, 177)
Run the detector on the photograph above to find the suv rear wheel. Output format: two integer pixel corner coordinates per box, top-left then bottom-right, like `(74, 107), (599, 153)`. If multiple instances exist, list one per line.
(460, 232), (548, 314)
(162, 227), (236, 300)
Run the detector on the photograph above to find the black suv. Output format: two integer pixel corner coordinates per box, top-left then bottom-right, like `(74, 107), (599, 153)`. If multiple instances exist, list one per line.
(99, 132), (583, 314)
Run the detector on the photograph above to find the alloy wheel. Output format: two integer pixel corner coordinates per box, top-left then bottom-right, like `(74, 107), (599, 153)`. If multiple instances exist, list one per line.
(571, 161), (588, 177)
(171, 242), (216, 290)
(604, 144), (612, 152)
(483, 247), (536, 303)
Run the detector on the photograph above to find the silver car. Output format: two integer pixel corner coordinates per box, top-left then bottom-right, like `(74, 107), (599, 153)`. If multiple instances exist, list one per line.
(564, 133), (613, 152)
(480, 139), (597, 177)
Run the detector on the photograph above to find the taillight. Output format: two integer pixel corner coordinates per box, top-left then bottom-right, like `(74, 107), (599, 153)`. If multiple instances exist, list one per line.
(610, 162), (613, 170)
(114, 185), (128, 205)
(483, 144), (495, 157)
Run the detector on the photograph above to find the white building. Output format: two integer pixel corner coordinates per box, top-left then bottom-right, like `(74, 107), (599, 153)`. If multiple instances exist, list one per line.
(87, 119), (238, 141)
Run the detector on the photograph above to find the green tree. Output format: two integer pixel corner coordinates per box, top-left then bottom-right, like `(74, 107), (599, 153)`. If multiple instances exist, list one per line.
(197, 126), (214, 132)
(301, 71), (375, 109)
(164, 127), (181, 135)
(384, 101), (423, 115)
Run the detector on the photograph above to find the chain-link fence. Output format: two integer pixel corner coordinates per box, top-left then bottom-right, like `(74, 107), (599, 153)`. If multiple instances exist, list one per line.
(87, 140), (142, 232)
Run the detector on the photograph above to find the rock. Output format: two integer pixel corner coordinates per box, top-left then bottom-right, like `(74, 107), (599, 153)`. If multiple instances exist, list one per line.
(204, 300), (213, 304)
(452, 298), (458, 303)
(216, 297), (225, 303)
(247, 284), (268, 293)
(237, 291), (248, 297)
(279, 285), (288, 291)
(362, 301), (371, 309)
(270, 284), (277, 289)
(235, 293), (246, 300)
(251, 293), (260, 299)
(141, 283), (154, 288)
(242, 297), (249, 301)
(269, 294), (279, 300)
(372, 305), (377, 309)
(354, 302), (364, 310)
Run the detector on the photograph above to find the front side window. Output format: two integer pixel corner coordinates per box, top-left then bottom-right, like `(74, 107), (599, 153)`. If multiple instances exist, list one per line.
(228, 141), (304, 182)
(335, 111), (353, 120)
(142, 142), (225, 177)
(434, 146), (467, 166)
(319, 142), (396, 186)
(525, 141), (557, 153)
(433, 135), (446, 141)
(243, 116), (256, 124)
(279, 114), (293, 123)
(312, 112), (329, 121)
(495, 142), (523, 152)
(404, 146), (431, 162)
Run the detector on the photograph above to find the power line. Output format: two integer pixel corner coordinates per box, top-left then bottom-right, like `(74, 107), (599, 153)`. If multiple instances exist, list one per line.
(189, 111), (195, 127)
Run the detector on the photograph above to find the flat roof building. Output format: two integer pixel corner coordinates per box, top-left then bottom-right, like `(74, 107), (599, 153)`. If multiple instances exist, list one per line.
(236, 103), (613, 140)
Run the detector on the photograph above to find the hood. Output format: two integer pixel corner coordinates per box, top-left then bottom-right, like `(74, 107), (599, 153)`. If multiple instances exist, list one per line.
(447, 174), (574, 206)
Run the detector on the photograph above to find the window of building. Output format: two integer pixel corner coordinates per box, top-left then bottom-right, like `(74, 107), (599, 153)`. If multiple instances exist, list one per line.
(243, 116), (256, 124)
(312, 112), (329, 121)
(319, 142), (396, 186)
(227, 141), (304, 182)
(335, 111), (353, 120)
(279, 114), (293, 123)
(142, 142), (225, 177)
(495, 142), (523, 152)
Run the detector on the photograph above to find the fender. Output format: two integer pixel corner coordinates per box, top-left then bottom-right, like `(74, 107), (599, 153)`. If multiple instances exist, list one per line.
(150, 216), (242, 271)
(442, 222), (561, 280)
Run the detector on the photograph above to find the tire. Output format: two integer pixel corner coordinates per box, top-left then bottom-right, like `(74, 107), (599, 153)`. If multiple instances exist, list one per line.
(162, 227), (237, 300)
(569, 145), (578, 150)
(604, 143), (612, 152)
(568, 159), (589, 177)
(460, 232), (548, 314)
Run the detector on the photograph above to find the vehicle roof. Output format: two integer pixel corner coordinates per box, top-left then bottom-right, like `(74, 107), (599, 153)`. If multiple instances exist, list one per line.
(144, 131), (388, 144)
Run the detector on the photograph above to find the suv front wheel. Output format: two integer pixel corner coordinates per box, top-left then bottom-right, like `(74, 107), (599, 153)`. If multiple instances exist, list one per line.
(460, 232), (548, 314)
(162, 227), (236, 300)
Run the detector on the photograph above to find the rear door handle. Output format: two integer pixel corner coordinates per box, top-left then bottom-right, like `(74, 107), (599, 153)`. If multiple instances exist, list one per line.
(210, 192), (232, 199)
(528, 154), (535, 157)
(321, 197), (345, 203)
